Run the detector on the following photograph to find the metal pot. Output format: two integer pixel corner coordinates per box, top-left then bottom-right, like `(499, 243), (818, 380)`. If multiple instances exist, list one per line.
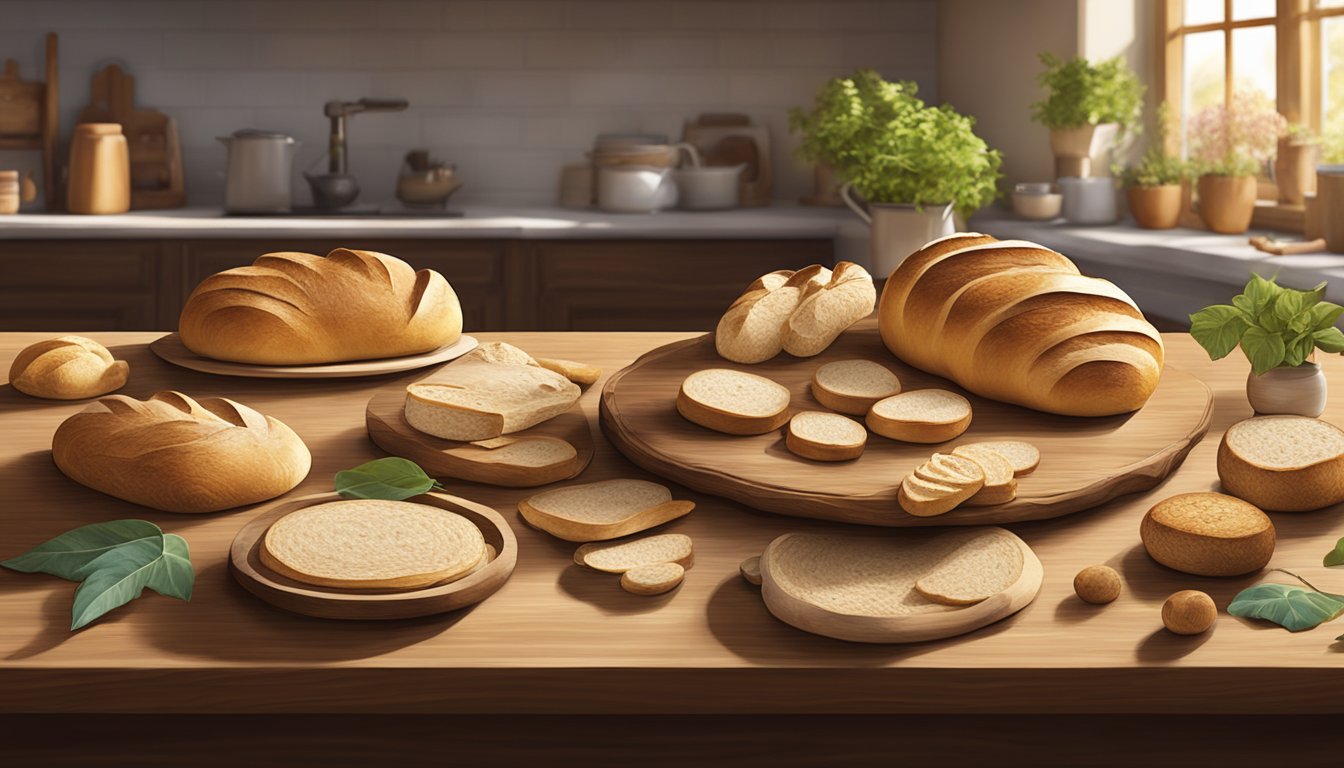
(218, 130), (297, 213)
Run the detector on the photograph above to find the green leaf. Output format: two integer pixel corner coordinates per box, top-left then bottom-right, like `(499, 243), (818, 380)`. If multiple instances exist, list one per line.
(69, 537), (172, 630)
(146, 534), (194, 602)
(1284, 332), (1316, 367)
(1188, 305), (1248, 360)
(1236, 273), (1282, 317)
(1228, 583), (1344, 632)
(1, 520), (163, 581)
(334, 457), (438, 501)
(1324, 537), (1344, 567)
(1273, 289), (1311, 326)
(1240, 326), (1288, 375)
(1309, 301), (1344, 331)
(1314, 327), (1344, 353)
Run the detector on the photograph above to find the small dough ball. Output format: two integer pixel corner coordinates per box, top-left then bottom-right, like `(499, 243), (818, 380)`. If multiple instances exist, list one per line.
(1073, 565), (1122, 604)
(739, 555), (762, 586)
(1162, 590), (1216, 635)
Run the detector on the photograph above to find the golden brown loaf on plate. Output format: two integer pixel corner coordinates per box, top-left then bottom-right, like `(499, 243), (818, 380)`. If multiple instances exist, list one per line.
(179, 248), (462, 365)
(52, 390), (311, 513)
(877, 233), (1164, 417)
(8, 335), (129, 400)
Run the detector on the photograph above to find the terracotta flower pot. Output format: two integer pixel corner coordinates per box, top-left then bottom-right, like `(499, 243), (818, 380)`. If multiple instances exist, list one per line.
(1126, 185), (1182, 229)
(1196, 174), (1257, 234)
(1274, 139), (1319, 205)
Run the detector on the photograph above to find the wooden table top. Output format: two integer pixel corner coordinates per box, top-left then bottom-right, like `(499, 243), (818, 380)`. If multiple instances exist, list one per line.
(4, 330), (1344, 715)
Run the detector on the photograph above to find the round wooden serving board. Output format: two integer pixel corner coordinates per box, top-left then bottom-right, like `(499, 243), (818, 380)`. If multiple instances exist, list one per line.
(366, 388), (594, 487)
(150, 332), (479, 379)
(600, 319), (1214, 527)
(229, 491), (517, 620)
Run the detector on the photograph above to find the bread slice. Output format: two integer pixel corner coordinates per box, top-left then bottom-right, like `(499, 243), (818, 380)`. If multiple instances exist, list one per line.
(739, 555), (762, 585)
(914, 453), (984, 486)
(465, 341), (538, 367)
(811, 359), (902, 415)
(9, 335), (129, 400)
(404, 357), (580, 442)
(966, 440), (1040, 476)
(260, 499), (486, 590)
(677, 368), (791, 435)
(898, 471), (982, 517)
(574, 533), (695, 573)
(519, 479), (695, 542)
(1217, 415), (1344, 512)
(715, 266), (831, 364)
(1140, 492), (1275, 576)
(952, 444), (1019, 506)
(620, 562), (686, 596)
(786, 411), (867, 461)
(867, 389), (973, 443)
(536, 357), (601, 386)
(782, 262), (877, 358)
(914, 529), (1027, 606)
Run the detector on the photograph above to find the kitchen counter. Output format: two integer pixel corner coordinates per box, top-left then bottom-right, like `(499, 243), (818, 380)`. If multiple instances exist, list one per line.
(4, 330), (1344, 765)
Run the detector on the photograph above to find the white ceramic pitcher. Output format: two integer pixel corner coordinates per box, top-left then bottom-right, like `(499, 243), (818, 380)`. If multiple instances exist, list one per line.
(840, 183), (955, 276)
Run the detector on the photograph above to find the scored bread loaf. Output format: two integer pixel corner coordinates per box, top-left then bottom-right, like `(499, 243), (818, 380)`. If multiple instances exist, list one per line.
(179, 248), (463, 365)
(877, 233), (1164, 417)
(677, 368), (792, 435)
(51, 390), (311, 513)
(715, 266), (830, 364)
(781, 262), (876, 357)
(9, 335), (129, 400)
(1217, 415), (1344, 512)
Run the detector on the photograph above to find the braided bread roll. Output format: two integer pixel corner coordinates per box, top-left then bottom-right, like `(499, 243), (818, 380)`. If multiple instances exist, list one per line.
(877, 233), (1163, 417)
(179, 248), (462, 365)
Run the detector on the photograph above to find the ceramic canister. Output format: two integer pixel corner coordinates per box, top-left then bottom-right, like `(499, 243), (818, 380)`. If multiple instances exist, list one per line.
(67, 123), (131, 215)
(0, 170), (19, 215)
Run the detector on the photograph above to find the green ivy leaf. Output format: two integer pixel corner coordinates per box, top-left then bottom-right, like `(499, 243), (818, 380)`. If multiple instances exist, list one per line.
(69, 537), (173, 631)
(1324, 537), (1344, 567)
(1228, 583), (1344, 632)
(146, 534), (194, 602)
(1241, 326), (1288, 375)
(334, 457), (439, 501)
(1, 520), (164, 581)
(1188, 305), (1248, 360)
(1314, 327), (1344, 353)
(1309, 301), (1344, 331)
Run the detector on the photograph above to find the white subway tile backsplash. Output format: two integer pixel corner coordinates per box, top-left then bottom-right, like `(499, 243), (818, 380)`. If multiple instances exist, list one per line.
(347, 110), (424, 148)
(347, 34), (421, 69)
(571, 71), (729, 107)
(254, 33), (354, 69)
(374, 1), (444, 30)
(417, 35), (526, 69)
(162, 32), (252, 70)
(526, 35), (624, 69)
(624, 36), (719, 69)
(422, 113), (525, 148)
(469, 71), (570, 107)
(717, 36), (774, 68)
(207, 72), (308, 107)
(371, 71), (471, 106)
(442, 1), (568, 31)
(770, 36), (846, 68)
(136, 71), (213, 108)
(174, 107), (258, 148)
(4, 1), (203, 30)
(727, 69), (832, 107)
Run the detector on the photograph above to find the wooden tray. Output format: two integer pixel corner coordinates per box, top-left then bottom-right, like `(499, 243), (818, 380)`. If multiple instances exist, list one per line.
(150, 333), (478, 379)
(758, 529), (1043, 643)
(366, 388), (594, 487)
(600, 320), (1214, 527)
(229, 491), (516, 620)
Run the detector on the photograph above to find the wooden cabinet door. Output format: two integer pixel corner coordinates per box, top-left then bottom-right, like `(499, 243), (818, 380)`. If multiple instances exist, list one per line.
(530, 239), (834, 331)
(0, 240), (163, 330)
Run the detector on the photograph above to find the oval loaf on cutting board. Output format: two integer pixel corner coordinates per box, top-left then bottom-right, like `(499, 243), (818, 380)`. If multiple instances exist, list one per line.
(877, 233), (1164, 417)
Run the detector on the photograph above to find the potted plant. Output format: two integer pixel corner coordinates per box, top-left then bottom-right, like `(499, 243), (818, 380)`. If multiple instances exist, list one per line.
(1188, 91), (1287, 234)
(1031, 53), (1143, 178)
(790, 69), (1002, 274)
(1274, 123), (1319, 205)
(1189, 273), (1344, 416)
(1114, 103), (1189, 229)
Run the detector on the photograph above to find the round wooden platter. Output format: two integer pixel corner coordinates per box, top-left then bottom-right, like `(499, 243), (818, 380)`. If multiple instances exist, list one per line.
(366, 388), (594, 487)
(229, 491), (517, 620)
(150, 333), (479, 379)
(599, 319), (1214, 527)
(758, 528), (1044, 644)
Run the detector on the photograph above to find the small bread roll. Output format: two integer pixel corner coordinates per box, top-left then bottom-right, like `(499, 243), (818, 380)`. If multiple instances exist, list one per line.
(9, 336), (128, 400)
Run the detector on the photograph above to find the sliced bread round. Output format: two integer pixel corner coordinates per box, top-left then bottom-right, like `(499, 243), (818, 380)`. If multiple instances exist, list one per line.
(866, 389), (972, 444)
(677, 368), (792, 435)
(811, 359), (902, 415)
(786, 411), (867, 461)
(260, 499), (486, 590)
(914, 529), (1026, 606)
(574, 533), (695, 573)
(1140, 492), (1275, 577)
(898, 471), (982, 517)
(963, 440), (1040, 476)
(914, 453), (984, 486)
(952, 444), (1019, 506)
(1217, 415), (1344, 512)
(519, 478), (694, 542)
(620, 562), (686, 596)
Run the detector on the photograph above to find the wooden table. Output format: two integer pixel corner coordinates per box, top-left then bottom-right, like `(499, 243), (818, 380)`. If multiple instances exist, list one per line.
(4, 331), (1344, 765)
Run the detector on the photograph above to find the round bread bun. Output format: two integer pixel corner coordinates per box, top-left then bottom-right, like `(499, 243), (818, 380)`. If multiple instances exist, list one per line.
(9, 335), (129, 400)
(261, 499), (486, 590)
(1217, 415), (1344, 512)
(1140, 492), (1275, 577)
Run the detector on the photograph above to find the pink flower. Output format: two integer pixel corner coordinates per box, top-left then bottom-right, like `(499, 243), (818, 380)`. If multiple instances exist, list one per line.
(1188, 91), (1287, 172)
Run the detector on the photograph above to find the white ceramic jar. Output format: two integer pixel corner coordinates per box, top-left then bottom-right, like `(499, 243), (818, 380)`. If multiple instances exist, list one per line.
(1057, 176), (1118, 225)
(596, 165), (678, 213)
(1246, 362), (1327, 417)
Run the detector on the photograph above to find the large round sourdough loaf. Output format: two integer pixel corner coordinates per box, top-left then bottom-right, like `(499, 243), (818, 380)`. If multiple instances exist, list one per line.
(52, 390), (311, 513)
(179, 248), (462, 365)
(877, 233), (1164, 417)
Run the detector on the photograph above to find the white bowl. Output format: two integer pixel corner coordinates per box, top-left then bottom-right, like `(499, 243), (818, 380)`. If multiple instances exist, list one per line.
(672, 165), (743, 211)
(1012, 191), (1063, 220)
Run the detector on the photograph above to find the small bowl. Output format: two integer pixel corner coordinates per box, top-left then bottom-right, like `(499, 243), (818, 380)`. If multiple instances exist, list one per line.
(1012, 190), (1063, 220)
(1015, 182), (1055, 196)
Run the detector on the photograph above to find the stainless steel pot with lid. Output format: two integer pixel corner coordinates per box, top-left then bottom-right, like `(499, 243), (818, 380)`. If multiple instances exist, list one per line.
(218, 129), (298, 213)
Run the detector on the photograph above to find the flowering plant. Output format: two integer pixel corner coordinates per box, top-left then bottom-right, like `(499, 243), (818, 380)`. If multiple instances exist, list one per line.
(1187, 91), (1287, 177)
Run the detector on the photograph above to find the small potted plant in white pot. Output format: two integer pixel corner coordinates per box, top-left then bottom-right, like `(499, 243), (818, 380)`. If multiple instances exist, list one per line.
(1031, 53), (1143, 178)
(1190, 274), (1344, 416)
(790, 69), (1002, 275)
(1115, 102), (1189, 229)
(1188, 91), (1287, 234)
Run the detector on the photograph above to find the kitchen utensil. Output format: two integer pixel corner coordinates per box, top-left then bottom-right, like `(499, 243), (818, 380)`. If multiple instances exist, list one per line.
(305, 173), (359, 210)
(0, 170), (18, 214)
(596, 165), (678, 213)
(0, 33), (58, 210)
(395, 150), (461, 208)
(77, 64), (185, 209)
(219, 129), (298, 213)
(673, 163), (744, 210)
(558, 162), (595, 208)
(840, 182), (955, 274)
(599, 318), (1214, 528)
(314, 97), (409, 209)
(149, 333), (479, 379)
(1011, 183), (1063, 220)
(681, 113), (772, 207)
(66, 123), (130, 215)
(1057, 176), (1118, 225)
(1249, 236), (1327, 256)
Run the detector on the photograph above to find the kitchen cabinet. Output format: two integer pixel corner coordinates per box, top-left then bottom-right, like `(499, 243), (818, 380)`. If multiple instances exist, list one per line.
(0, 240), (168, 330)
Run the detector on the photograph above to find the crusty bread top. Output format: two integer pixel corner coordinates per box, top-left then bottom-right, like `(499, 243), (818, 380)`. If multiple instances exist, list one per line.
(870, 389), (971, 425)
(1223, 416), (1344, 470)
(680, 368), (790, 418)
(789, 411), (866, 446)
(65, 390), (290, 452)
(524, 478), (672, 525)
(8, 335), (128, 399)
(813, 359), (901, 399)
(782, 262), (876, 357)
(262, 499), (485, 585)
(715, 266), (830, 364)
(1147, 492), (1271, 539)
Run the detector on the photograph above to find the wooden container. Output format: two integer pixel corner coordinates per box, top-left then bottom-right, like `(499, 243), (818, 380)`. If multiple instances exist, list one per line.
(1318, 167), (1344, 253)
(66, 123), (130, 215)
(1196, 174), (1256, 234)
(1126, 184), (1182, 230)
(0, 170), (18, 214)
(1275, 139), (1319, 205)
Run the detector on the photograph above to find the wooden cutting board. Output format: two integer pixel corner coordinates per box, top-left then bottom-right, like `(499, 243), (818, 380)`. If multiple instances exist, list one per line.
(77, 64), (185, 209)
(600, 319), (1214, 527)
